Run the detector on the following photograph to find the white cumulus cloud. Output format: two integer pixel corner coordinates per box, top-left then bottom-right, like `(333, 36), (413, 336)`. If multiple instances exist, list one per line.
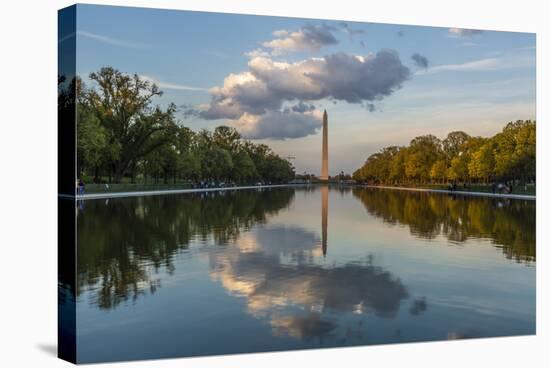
(262, 24), (339, 55)
(186, 50), (410, 140)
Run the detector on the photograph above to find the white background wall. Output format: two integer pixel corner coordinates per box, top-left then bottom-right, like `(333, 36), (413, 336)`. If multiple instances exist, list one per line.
(0, 0), (547, 367)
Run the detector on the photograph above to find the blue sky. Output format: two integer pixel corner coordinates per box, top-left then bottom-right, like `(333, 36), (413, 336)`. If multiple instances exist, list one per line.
(73, 4), (536, 175)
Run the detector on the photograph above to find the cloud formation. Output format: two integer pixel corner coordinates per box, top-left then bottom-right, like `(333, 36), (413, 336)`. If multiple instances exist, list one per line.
(262, 24), (339, 55)
(244, 48), (271, 59)
(449, 28), (484, 37)
(190, 50), (410, 139)
(422, 57), (499, 74)
(233, 110), (323, 140)
(411, 53), (429, 69)
(140, 75), (208, 92)
(288, 101), (316, 113)
(78, 30), (152, 48)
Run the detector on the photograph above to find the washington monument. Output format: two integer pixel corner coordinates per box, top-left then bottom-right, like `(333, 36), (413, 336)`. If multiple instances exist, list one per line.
(320, 110), (328, 181)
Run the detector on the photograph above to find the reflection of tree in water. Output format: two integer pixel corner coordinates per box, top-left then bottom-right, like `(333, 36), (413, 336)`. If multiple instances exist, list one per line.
(353, 188), (535, 263)
(209, 225), (410, 341)
(409, 297), (428, 315)
(77, 188), (295, 309)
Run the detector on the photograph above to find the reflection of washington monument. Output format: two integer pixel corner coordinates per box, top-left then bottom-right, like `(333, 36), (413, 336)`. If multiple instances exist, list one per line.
(321, 186), (328, 256)
(320, 110), (329, 256)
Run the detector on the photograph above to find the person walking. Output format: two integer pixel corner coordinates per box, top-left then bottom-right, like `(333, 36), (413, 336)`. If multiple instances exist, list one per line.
(78, 179), (85, 194)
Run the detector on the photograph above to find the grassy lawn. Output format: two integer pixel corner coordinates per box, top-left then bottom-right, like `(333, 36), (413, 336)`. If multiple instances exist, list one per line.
(82, 182), (193, 194)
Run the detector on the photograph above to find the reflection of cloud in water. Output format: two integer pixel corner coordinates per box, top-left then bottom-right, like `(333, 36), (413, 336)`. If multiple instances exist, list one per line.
(254, 225), (321, 255)
(270, 313), (337, 340)
(209, 225), (410, 339)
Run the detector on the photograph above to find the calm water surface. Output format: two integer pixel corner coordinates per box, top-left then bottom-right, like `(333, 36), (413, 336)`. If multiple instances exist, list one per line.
(74, 186), (535, 363)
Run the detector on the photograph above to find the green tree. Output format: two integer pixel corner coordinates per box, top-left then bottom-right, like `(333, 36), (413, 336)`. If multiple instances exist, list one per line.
(84, 67), (178, 182)
(468, 142), (495, 182)
(493, 120), (536, 181)
(213, 126), (241, 152)
(405, 135), (442, 183)
(443, 131), (470, 163)
(202, 146), (233, 180)
(514, 121), (536, 181)
(263, 155), (295, 183)
(77, 106), (108, 178)
(353, 121), (535, 186)
(430, 160), (448, 183)
(232, 150), (258, 183)
(389, 148), (407, 184)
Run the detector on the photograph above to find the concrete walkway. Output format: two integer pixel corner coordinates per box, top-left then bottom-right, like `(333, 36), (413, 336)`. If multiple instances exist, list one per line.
(61, 183), (535, 201)
(70, 184), (296, 201)
(367, 185), (536, 200)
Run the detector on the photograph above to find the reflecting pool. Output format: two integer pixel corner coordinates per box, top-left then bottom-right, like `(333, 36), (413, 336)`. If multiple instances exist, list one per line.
(74, 186), (535, 363)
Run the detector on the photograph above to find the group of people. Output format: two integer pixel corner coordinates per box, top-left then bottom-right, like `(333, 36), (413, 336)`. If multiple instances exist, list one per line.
(447, 183), (458, 192)
(447, 183), (471, 192)
(446, 182), (514, 194)
(491, 182), (513, 194)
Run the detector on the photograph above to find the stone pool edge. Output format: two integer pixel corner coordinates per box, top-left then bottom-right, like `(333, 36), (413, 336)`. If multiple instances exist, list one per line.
(61, 183), (535, 201)
(65, 184), (301, 200)
(367, 185), (535, 200)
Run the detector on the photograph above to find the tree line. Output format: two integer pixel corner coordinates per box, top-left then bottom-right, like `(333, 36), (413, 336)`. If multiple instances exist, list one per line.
(352, 120), (535, 185)
(70, 67), (295, 185)
(77, 188), (295, 309)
